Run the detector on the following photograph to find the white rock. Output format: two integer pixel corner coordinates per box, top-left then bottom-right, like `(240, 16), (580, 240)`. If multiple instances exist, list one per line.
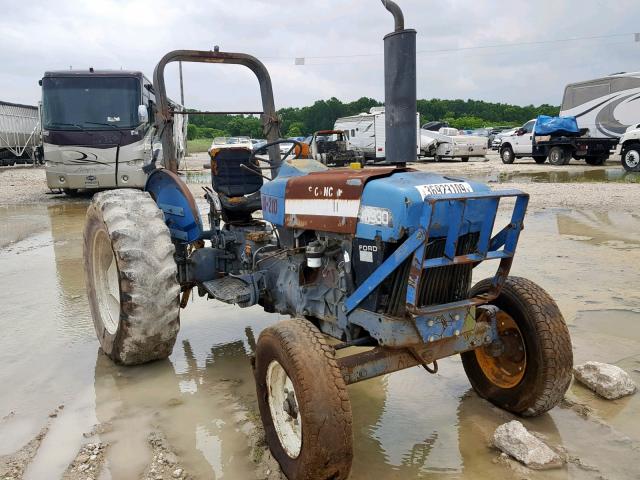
(89, 454), (97, 461)
(172, 468), (183, 478)
(492, 420), (562, 469)
(574, 362), (637, 400)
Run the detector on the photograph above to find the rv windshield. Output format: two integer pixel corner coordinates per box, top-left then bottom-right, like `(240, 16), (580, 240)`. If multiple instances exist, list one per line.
(42, 76), (139, 130)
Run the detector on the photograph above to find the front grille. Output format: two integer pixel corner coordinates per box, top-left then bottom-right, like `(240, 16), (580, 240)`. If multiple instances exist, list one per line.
(385, 232), (478, 315)
(418, 232), (478, 306)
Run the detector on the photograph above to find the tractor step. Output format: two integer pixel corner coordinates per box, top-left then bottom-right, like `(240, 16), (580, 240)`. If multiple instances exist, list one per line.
(202, 276), (252, 305)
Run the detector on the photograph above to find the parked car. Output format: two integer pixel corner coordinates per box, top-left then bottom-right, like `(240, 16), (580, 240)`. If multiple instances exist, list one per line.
(208, 136), (253, 153)
(491, 128), (517, 150)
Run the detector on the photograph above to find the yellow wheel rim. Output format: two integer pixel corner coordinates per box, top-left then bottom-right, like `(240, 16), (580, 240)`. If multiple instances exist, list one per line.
(475, 310), (526, 389)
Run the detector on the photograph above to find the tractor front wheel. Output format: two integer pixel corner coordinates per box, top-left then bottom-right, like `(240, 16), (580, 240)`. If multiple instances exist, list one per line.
(254, 319), (353, 480)
(461, 276), (572, 416)
(83, 189), (180, 365)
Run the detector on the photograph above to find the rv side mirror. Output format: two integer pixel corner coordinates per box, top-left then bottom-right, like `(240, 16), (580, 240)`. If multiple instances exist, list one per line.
(138, 105), (149, 124)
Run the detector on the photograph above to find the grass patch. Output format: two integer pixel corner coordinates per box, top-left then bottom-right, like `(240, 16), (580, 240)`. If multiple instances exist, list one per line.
(187, 138), (211, 153)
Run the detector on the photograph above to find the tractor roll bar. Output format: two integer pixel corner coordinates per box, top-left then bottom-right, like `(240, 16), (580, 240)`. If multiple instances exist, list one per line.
(153, 49), (282, 173)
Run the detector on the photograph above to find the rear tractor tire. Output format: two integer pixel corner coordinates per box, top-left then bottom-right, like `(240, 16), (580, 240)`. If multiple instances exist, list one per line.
(83, 188), (180, 365)
(254, 318), (353, 480)
(461, 276), (572, 416)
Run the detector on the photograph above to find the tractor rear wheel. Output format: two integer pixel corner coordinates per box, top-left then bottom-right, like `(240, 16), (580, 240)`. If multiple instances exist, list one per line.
(461, 276), (572, 416)
(254, 319), (353, 480)
(83, 189), (180, 365)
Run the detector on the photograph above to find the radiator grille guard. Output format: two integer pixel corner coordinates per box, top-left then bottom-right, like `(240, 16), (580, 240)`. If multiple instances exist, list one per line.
(344, 189), (529, 320)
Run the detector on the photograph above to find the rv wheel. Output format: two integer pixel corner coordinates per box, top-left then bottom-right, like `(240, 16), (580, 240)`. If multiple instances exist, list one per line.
(254, 319), (353, 480)
(621, 144), (640, 172)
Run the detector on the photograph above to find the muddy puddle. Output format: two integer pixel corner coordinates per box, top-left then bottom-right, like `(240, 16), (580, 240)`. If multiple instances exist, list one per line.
(1, 201), (639, 479)
(180, 164), (640, 187)
(471, 167), (640, 184)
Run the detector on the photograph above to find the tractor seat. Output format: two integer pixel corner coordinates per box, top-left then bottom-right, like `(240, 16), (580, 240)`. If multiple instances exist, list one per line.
(210, 147), (263, 221)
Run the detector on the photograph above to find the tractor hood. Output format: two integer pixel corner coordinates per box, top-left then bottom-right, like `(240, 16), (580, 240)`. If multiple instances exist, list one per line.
(356, 171), (491, 241)
(260, 159), (491, 241)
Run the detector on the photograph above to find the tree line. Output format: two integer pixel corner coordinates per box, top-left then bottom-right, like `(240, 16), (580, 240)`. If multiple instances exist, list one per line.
(187, 97), (559, 139)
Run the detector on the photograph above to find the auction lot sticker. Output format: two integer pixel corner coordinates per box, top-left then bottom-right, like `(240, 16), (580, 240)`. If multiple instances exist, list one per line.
(415, 182), (473, 199)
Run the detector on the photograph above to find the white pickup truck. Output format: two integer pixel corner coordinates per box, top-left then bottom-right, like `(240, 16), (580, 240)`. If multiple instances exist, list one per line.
(615, 123), (640, 171)
(499, 119), (617, 166)
(420, 127), (487, 162)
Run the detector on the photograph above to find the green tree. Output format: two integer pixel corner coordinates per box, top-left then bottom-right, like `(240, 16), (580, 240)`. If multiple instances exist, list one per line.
(286, 122), (304, 137)
(187, 123), (198, 140)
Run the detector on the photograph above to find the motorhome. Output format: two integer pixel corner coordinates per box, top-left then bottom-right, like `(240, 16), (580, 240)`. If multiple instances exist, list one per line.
(334, 107), (420, 160)
(41, 69), (187, 194)
(560, 72), (640, 138)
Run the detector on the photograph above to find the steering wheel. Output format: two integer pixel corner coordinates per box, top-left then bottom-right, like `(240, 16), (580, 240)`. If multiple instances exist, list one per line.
(249, 139), (304, 166)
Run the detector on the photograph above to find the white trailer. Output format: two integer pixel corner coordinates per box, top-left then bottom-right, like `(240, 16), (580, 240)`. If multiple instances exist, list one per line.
(334, 107), (420, 160)
(0, 101), (42, 166)
(560, 71), (640, 138)
(420, 127), (487, 162)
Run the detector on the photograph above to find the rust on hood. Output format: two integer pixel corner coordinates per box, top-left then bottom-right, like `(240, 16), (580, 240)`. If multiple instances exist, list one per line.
(284, 166), (411, 233)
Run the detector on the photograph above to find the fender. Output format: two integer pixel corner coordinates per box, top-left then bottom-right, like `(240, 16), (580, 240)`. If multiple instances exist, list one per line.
(145, 169), (203, 243)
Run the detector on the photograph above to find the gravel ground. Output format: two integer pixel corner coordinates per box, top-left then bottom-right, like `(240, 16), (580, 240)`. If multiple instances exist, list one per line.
(1, 154), (636, 213)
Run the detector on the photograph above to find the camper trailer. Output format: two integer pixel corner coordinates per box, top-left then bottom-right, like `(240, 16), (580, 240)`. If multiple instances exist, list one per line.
(334, 107), (420, 161)
(41, 69), (187, 194)
(560, 72), (640, 138)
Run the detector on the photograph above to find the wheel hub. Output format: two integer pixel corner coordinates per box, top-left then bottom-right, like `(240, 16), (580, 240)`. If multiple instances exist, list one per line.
(475, 310), (526, 389)
(92, 229), (120, 334)
(266, 360), (302, 458)
(625, 150), (639, 168)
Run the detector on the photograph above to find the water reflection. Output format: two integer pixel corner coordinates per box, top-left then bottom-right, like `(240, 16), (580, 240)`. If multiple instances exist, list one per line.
(93, 334), (258, 479)
(474, 168), (640, 184)
(555, 210), (640, 246)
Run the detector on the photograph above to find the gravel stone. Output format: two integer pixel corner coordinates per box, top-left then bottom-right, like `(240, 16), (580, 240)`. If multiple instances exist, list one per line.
(574, 362), (637, 399)
(492, 420), (563, 469)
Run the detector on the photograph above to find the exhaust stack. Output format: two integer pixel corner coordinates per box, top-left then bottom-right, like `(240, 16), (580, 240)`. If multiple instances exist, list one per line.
(381, 0), (416, 166)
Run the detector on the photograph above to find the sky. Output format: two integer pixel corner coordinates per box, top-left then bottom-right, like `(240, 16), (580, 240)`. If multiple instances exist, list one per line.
(1, 0), (638, 111)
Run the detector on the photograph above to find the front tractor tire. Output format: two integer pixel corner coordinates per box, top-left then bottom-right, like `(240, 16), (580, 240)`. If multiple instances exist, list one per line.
(461, 277), (572, 417)
(254, 319), (353, 480)
(83, 189), (180, 365)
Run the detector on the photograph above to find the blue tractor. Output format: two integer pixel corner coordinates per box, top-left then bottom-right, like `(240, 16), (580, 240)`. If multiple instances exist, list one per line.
(83, 2), (572, 478)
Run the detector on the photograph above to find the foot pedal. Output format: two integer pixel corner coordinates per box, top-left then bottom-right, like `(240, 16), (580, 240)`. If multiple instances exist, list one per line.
(202, 276), (252, 305)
